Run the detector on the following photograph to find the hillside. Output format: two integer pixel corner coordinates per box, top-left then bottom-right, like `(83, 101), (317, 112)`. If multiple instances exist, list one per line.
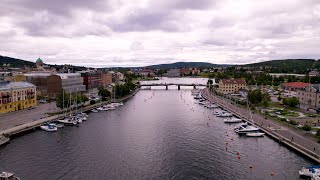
(146, 62), (222, 69)
(0, 55), (35, 68)
(244, 59), (320, 74)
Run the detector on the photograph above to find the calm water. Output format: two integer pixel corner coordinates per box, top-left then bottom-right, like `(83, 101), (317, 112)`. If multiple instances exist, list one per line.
(0, 78), (314, 179)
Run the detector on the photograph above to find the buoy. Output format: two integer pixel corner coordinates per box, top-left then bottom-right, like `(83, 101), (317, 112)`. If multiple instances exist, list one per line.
(236, 152), (239, 155)
(237, 156), (241, 159)
(231, 138), (233, 141)
(249, 165), (253, 169)
(226, 142), (228, 145)
(57, 139), (60, 142)
(227, 134), (229, 137)
(271, 172), (275, 176)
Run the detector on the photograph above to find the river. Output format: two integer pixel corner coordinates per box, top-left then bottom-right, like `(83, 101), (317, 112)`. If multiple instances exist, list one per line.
(0, 78), (314, 179)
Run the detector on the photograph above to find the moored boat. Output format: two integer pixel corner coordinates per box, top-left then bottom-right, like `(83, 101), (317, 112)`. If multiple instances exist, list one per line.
(91, 109), (99, 113)
(223, 117), (243, 123)
(0, 136), (10, 146)
(217, 112), (233, 117)
(0, 171), (20, 180)
(235, 124), (260, 134)
(246, 131), (265, 137)
(205, 104), (218, 108)
(40, 123), (58, 132)
(57, 117), (77, 125)
(299, 165), (320, 178)
(97, 106), (108, 111)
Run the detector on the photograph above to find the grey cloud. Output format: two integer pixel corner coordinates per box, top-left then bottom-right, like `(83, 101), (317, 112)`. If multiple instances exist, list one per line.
(108, 10), (181, 32)
(169, 0), (219, 10)
(7, 0), (112, 16)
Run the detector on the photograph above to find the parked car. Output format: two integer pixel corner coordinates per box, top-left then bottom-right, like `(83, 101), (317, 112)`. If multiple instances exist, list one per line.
(316, 108), (320, 113)
(28, 106), (36, 110)
(38, 100), (47, 103)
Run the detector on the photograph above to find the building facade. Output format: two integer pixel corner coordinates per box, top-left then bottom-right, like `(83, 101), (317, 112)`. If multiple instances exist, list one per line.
(25, 73), (86, 98)
(217, 79), (246, 94)
(102, 73), (113, 87)
(297, 84), (320, 108)
(47, 73), (86, 98)
(0, 82), (37, 114)
(81, 72), (103, 90)
(24, 73), (51, 96)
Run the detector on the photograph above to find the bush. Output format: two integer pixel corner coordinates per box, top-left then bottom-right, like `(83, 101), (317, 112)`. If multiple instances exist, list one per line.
(289, 120), (298, 125)
(301, 124), (312, 131)
(90, 100), (96, 105)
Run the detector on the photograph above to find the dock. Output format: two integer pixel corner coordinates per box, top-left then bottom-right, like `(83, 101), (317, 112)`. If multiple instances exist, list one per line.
(201, 88), (320, 163)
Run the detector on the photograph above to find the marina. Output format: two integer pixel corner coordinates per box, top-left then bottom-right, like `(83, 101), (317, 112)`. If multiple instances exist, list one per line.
(0, 80), (315, 179)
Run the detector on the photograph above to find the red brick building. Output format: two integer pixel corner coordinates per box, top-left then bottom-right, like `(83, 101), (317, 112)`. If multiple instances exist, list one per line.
(81, 72), (103, 90)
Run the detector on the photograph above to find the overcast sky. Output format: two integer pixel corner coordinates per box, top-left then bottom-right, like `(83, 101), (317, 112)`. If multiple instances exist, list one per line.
(0, 0), (319, 67)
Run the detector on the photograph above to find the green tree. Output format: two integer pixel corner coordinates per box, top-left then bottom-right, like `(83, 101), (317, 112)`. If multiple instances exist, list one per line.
(98, 87), (111, 98)
(283, 97), (299, 107)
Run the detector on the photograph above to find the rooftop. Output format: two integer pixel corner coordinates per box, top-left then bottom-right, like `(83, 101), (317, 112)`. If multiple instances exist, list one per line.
(0, 82), (35, 91)
(221, 79), (246, 84)
(283, 82), (310, 88)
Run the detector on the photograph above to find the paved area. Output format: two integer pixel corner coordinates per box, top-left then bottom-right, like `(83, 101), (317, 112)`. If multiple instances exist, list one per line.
(202, 88), (320, 159)
(0, 102), (59, 132)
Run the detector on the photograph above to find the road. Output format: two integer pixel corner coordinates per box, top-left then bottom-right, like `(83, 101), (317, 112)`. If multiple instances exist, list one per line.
(201, 88), (320, 159)
(0, 102), (59, 132)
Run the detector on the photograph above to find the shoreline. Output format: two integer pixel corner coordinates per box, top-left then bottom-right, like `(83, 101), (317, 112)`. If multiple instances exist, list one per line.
(200, 88), (320, 163)
(0, 88), (140, 138)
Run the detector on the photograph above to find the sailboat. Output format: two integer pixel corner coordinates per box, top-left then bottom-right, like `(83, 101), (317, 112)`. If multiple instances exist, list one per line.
(242, 96), (265, 137)
(58, 91), (78, 125)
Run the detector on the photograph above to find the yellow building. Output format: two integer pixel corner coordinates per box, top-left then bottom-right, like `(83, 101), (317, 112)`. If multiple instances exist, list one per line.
(0, 82), (37, 114)
(217, 79), (246, 94)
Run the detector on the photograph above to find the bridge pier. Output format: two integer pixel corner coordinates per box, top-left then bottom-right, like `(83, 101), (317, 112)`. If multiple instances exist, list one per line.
(178, 85), (180, 90)
(166, 85), (168, 90)
(193, 85), (196, 89)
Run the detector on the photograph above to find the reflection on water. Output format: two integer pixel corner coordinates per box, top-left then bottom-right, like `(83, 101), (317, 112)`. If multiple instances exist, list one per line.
(0, 80), (312, 179)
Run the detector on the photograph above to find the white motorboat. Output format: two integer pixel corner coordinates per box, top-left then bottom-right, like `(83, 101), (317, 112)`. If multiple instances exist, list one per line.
(199, 101), (209, 105)
(213, 111), (220, 115)
(299, 166), (320, 177)
(223, 117), (243, 123)
(0, 171), (20, 180)
(57, 117), (77, 125)
(76, 114), (87, 121)
(205, 104), (218, 108)
(78, 112), (89, 118)
(234, 122), (248, 130)
(105, 104), (116, 110)
(235, 125), (260, 134)
(217, 112), (233, 117)
(0, 136), (10, 146)
(91, 109), (99, 113)
(97, 106), (108, 111)
(40, 123), (58, 132)
(246, 132), (265, 137)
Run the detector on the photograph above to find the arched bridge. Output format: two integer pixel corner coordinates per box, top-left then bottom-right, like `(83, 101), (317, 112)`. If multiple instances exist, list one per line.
(139, 83), (207, 90)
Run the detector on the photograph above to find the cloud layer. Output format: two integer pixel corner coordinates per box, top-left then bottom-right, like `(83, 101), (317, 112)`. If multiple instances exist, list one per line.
(0, 0), (319, 67)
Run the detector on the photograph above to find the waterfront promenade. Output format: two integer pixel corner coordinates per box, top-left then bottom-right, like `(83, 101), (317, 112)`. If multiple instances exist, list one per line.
(201, 88), (320, 162)
(0, 88), (140, 137)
